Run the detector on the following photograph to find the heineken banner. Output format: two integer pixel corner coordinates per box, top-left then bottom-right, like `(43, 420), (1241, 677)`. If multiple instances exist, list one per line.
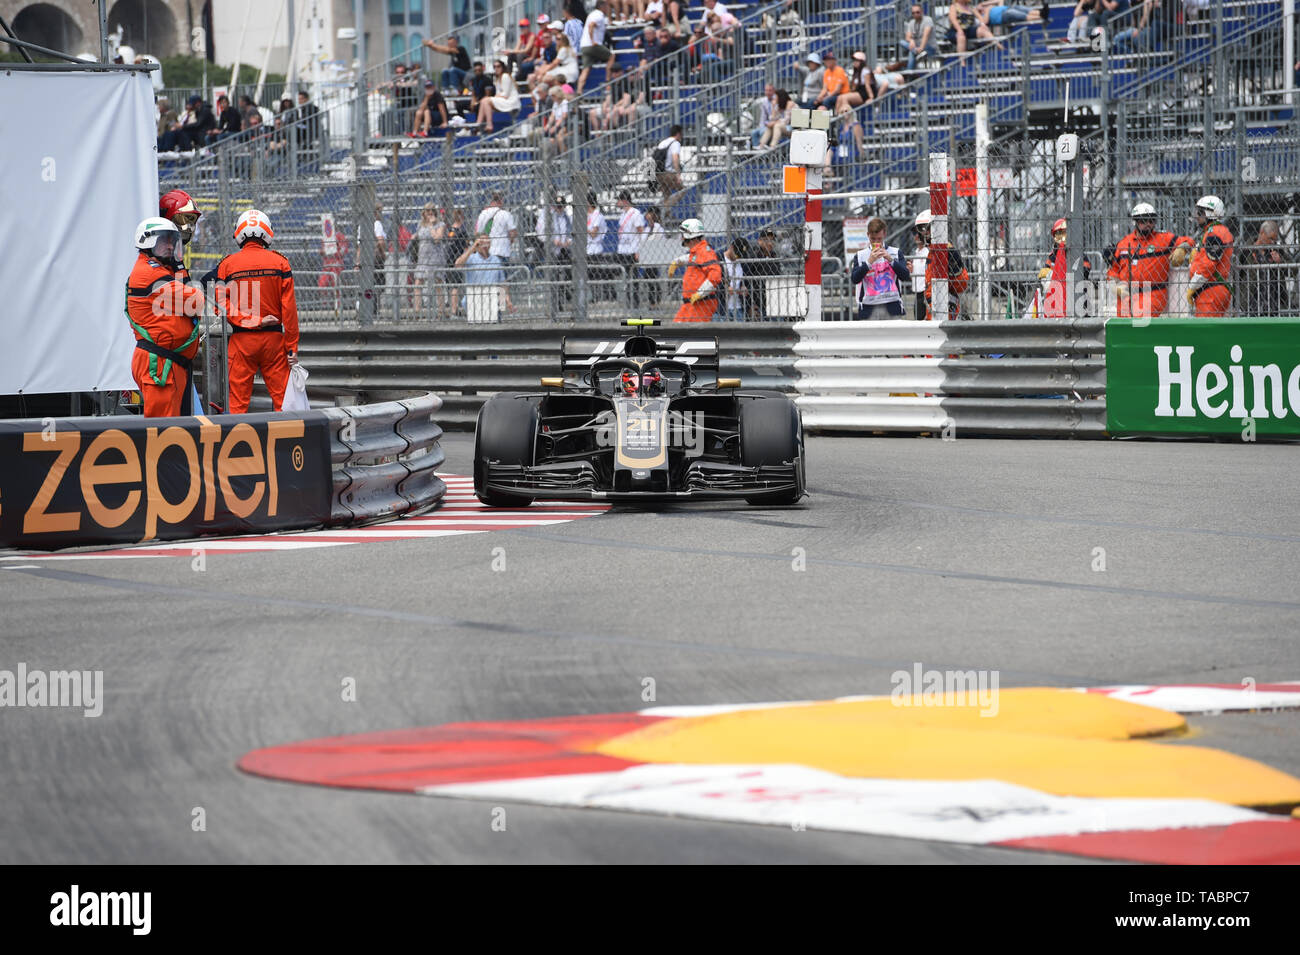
(1107, 318), (1300, 438)
(0, 412), (333, 550)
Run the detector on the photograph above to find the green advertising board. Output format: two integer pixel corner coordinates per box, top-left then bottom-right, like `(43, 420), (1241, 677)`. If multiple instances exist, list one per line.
(1106, 317), (1300, 437)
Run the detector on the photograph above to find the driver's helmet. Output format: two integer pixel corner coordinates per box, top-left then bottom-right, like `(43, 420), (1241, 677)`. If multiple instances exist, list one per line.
(620, 369), (640, 395)
(642, 368), (664, 396)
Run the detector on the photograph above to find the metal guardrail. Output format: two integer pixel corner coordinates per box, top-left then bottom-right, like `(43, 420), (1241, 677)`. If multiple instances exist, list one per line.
(298, 324), (798, 429)
(793, 319), (1107, 436)
(323, 391), (447, 523)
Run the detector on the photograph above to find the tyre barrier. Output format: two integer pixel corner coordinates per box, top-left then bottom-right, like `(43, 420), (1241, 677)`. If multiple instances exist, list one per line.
(295, 323), (799, 430)
(0, 393), (446, 550)
(793, 319), (1108, 436)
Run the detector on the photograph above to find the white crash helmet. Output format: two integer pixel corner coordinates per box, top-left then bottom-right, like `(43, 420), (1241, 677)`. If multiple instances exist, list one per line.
(1195, 195), (1225, 220)
(134, 216), (183, 265)
(914, 209), (933, 228)
(679, 218), (706, 240)
(1130, 201), (1156, 219)
(234, 208), (275, 245)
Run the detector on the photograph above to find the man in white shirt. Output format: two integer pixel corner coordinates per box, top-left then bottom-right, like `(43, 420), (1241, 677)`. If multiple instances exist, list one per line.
(475, 192), (518, 262)
(578, 0), (616, 94)
(357, 204), (389, 312)
(586, 192), (614, 301)
(614, 190), (647, 307)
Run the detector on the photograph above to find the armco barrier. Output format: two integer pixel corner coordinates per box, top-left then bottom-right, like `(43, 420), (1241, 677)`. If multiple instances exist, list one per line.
(0, 394), (445, 550)
(295, 323), (798, 430)
(794, 320), (1107, 436)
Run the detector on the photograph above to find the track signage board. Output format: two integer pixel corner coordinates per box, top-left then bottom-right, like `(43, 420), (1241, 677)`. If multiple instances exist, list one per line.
(0, 412), (332, 549)
(1106, 317), (1300, 437)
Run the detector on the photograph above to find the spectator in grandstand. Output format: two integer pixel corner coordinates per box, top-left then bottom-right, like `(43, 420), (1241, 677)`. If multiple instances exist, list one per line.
(874, 63), (907, 93)
(690, 16), (736, 82)
(850, 218), (911, 319)
(1112, 0), (1157, 53)
(295, 91), (321, 149)
(1108, 202), (1179, 319)
(586, 192), (614, 301)
(723, 237), (748, 321)
(637, 24), (680, 86)
(758, 89), (794, 150)
(238, 94), (259, 123)
(1240, 221), (1292, 317)
(476, 59), (521, 133)
(611, 0), (644, 24)
(664, 0), (686, 35)
(747, 228), (783, 320)
(425, 35), (472, 92)
(578, 0), (615, 95)
(504, 17), (536, 75)
(654, 125), (685, 208)
(466, 61), (492, 110)
(263, 115), (291, 174)
(976, 3), (1046, 30)
(178, 95), (216, 151)
(517, 18), (557, 82)
(614, 191), (647, 305)
(797, 52), (825, 108)
(591, 63), (628, 130)
(476, 192), (519, 263)
(701, 0), (739, 34)
(812, 51), (850, 111)
(1171, 195), (1234, 317)
(411, 81), (449, 136)
(563, 0), (587, 50)
(414, 204), (449, 314)
(456, 233), (516, 316)
(208, 93), (241, 144)
(157, 97), (181, 152)
(358, 203), (389, 311)
(750, 83), (776, 147)
(543, 84), (573, 153)
(644, 0), (665, 26)
(947, 0), (997, 53)
(544, 195), (574, 262)
(1088, 0), (1130, 32)
(835, 52), (875, 116)
(901, 4), (939, 68)
(536, 30), (581, 88)
(1064, 0), (1092, 42)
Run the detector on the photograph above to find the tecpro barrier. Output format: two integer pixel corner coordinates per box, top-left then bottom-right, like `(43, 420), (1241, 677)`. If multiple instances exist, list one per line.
(1107, 318), (1300, 438)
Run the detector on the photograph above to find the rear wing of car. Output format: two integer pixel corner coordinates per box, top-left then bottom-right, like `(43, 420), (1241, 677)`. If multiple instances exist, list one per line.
(560, 335), (721, 372)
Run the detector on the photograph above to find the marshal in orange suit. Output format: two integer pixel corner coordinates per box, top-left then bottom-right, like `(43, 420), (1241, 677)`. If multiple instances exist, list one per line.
(213, 209), (301, 413)
(125, 217), (204, 417)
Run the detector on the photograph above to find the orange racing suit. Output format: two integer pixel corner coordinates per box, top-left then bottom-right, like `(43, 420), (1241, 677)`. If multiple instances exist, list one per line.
(125, 252), (204, 417)
(214, 240), (300, 412)
(1186, 223), (1234, 317)
(674, 239), (724, 322)
(1108, 230), (1178, 319)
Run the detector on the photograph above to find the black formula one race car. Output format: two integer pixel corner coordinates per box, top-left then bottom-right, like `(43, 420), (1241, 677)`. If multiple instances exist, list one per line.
(473, 320), (806, 506)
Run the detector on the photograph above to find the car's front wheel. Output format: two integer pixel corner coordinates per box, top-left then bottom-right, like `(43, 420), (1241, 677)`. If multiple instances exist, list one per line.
(739, 394), (805, 506)
(474, 394), (539, 507)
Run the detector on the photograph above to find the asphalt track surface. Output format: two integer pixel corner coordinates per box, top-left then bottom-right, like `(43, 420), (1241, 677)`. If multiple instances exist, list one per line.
(2, 434), (1298, 864)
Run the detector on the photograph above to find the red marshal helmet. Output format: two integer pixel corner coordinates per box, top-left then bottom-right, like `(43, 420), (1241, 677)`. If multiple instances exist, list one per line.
(1051, 217), (1067, 233)
(159, 189), (202, 241)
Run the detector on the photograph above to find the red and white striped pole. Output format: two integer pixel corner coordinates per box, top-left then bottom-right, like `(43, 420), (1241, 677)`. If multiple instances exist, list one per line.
(929, 152), (949, 322)
(804, 167), (823, 322)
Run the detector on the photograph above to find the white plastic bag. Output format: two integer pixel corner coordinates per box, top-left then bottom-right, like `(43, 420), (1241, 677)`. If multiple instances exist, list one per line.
(282, 362), (310, 411)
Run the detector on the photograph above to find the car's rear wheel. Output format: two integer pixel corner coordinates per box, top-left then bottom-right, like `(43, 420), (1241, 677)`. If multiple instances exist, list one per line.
(739, 394), (805, 506)
(474, 394), (539, 507)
